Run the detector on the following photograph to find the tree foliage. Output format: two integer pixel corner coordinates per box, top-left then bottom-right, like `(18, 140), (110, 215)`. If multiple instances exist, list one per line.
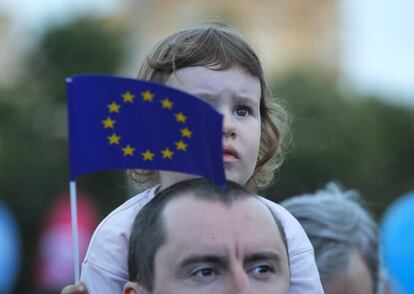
(265, 70), (414, 218)
(0, 17), (128, 292)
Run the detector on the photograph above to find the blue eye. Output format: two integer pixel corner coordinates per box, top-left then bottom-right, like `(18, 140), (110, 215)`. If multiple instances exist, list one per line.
(194, 268), (215, 277)
(248, 264), (275, 280)
(233, 105), (252, 117)
(252, 265), (272, 274)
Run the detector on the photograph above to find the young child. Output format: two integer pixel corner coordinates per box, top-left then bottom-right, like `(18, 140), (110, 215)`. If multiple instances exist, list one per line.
(64, 25), (323, 293)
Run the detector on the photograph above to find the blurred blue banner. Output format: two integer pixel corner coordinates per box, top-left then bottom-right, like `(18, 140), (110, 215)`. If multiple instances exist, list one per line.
(381, 191), (414, 294)
(0, 203), (21, 294)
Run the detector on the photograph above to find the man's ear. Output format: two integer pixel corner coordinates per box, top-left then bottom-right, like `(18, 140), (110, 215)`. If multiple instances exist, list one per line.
(123, 281), (145, 294)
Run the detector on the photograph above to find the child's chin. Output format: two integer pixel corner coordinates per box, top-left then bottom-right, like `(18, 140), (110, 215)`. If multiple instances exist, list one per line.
(224, 169), (246, 186)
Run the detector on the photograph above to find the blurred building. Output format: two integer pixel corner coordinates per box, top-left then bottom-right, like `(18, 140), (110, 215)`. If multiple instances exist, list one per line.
(0, 13), (22, 87)
(120, 0), (340, 78)
(0, 0), (340, 85)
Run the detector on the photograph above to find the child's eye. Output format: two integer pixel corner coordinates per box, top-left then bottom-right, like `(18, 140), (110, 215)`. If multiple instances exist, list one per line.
(233, 105), (252, 117)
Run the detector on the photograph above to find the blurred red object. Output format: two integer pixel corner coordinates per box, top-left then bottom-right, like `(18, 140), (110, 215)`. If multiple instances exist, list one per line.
(34, 189), (99, 289)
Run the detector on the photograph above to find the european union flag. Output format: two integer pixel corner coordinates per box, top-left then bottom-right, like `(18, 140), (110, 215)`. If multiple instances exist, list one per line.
(67, 74), (225, 186)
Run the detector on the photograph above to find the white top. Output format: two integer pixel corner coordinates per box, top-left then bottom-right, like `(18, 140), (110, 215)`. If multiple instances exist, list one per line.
(81, 187), (324, 293)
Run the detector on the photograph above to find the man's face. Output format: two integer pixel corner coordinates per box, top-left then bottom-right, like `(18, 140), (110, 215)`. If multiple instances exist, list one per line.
(149, 194), (290, 294)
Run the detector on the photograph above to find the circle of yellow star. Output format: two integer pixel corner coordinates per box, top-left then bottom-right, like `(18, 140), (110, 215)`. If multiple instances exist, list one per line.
(180, 128), (192, 138)
(107, 133), (121, 145)
(175, 112), (187, 123)
(161, 148), (174, 159)
(142, 149), (155, 161)
(175, 140), (188, 151)
(108, 102), (121, 113)
(102, 117), (116, 129)
(161, 98), (173, 109)
(122, 145), (135, 156)
(122, 91), (135, 103)
(141, 90), (154, 102)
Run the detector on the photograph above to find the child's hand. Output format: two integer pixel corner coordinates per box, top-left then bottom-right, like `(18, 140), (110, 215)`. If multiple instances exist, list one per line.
(61, 282), (88, 294)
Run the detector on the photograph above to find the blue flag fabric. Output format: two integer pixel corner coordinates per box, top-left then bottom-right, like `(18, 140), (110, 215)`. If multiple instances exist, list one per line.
(67, 74), (225, 186)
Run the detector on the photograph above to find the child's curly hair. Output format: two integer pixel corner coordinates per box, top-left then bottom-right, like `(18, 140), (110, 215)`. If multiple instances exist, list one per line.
(129, 25), (290, 191)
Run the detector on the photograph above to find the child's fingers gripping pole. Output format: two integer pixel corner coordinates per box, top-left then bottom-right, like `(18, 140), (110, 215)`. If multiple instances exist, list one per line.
(69, 181), (80, 283)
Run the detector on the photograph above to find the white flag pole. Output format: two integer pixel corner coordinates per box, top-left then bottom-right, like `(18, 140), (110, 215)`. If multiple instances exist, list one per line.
(69, 180), (80, 283)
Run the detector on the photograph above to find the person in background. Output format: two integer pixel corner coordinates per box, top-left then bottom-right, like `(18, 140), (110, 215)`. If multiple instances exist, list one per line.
(281, 182), (380, 294)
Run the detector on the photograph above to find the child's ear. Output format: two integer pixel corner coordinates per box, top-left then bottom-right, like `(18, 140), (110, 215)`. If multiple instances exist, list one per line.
(123, 281), (145, 294)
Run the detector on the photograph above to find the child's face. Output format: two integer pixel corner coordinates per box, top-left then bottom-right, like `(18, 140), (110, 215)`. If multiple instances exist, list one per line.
(164, 66), (261, 185)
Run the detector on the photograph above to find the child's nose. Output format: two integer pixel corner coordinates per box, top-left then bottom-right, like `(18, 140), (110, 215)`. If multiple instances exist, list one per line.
(223, 112), (237, 139)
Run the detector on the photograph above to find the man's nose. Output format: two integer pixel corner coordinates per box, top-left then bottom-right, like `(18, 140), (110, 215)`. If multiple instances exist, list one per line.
(227, 267), (252, 294)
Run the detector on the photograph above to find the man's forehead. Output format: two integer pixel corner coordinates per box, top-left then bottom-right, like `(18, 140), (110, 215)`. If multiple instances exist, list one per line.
(158, 193), (289, 265)
(161, 193), (276, 235)
(163, 191), (260, 213)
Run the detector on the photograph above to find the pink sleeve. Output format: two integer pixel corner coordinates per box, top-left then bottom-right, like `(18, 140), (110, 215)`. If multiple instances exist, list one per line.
(81, 260), (126, 293)
(259, 197), (324, 294)
(80, 188), (156, 294)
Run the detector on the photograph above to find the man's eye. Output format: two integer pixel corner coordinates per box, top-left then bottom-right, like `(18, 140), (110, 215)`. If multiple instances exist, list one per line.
(233, 105), (252, 117)
(249, 264), (275, 279)
(194, 268), (215, 277)
(253, 265), (271, 273)
(191, 267), (220, 283)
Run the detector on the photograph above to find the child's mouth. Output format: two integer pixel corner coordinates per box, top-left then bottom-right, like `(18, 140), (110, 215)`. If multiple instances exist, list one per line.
(223, 146), (239, 162)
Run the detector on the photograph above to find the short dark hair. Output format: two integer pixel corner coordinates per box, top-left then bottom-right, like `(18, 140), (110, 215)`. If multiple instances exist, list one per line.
(128, 178), (287, 291)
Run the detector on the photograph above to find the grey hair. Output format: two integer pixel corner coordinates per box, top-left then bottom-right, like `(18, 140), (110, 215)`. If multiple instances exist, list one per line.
(281, 182), (379, 294)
